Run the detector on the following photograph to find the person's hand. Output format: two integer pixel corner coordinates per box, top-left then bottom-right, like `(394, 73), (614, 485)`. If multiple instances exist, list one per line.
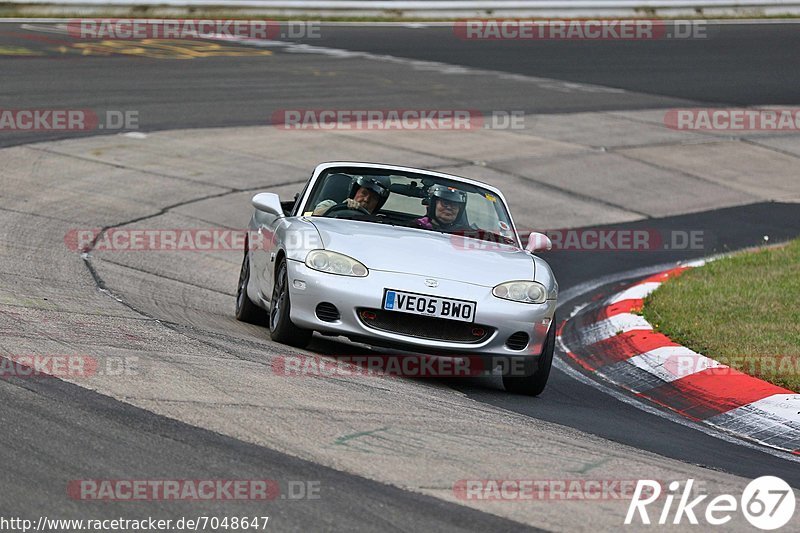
(312, 199), (336, 215)
(345, 198), (363, 209)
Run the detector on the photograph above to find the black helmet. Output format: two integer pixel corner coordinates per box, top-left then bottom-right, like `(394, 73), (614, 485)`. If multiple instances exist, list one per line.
(424, 185), (468, 227)
(349, 175), (391, 210)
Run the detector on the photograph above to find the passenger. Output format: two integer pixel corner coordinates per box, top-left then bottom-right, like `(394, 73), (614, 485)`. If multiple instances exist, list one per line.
(414, 185), (469, 230)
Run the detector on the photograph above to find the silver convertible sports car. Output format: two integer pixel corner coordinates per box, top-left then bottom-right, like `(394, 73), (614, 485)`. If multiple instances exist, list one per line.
(236, 162), (558, 395)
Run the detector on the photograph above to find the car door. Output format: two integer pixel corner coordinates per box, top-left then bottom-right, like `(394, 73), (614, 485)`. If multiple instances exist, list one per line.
(250, 177), (313, 305)
(250, 208), (283, 305)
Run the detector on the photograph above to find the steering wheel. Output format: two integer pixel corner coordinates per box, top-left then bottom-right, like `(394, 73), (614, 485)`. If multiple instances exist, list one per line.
(325, 202), (372, 218)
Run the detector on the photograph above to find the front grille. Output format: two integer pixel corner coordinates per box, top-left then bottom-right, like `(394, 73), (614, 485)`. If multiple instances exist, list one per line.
(315, 302), (341, 322)
(357, 308), (492, 343)
(506, 332), (530, 351)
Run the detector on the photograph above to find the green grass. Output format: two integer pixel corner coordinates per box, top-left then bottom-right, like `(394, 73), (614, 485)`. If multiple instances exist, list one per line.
(643, 239), (800, 392)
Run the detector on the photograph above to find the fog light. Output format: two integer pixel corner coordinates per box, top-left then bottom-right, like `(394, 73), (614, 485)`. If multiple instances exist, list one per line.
(361, 310), (377, 321)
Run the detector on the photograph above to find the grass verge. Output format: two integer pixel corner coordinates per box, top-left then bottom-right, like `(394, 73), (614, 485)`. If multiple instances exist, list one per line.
(643, 239), (800, 392)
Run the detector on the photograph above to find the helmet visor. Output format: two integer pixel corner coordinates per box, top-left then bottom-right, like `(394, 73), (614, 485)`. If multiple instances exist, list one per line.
(355, 176), (390, 199)
(431, 186), (467, 204)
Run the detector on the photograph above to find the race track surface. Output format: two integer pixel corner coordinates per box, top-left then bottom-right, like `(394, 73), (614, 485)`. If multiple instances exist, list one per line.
(1, 20), (799, 531)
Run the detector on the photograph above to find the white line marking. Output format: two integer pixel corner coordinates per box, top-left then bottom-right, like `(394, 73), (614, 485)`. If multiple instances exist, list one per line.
(557, 261), (681, 307)
(579, 312), (653, 345)
(723, 394), (800, 424)
(555, 259), (800, 461)
(554, 343), (800, 462)
(627, 346), (724, 383)
(608, 281), (661, 303)
(207, 35), (628, 94)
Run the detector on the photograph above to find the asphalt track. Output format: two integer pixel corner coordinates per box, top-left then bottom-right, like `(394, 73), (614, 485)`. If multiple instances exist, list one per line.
(0, 370), (538, 531)
(272, 22), (800, 105)
(465, 201), (800, 486)
(2, 21), (799, 148)
(1, 20), (800, 531)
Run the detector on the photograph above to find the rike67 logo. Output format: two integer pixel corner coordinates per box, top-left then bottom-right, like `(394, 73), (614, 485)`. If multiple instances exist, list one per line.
(626, 477), (796, 530)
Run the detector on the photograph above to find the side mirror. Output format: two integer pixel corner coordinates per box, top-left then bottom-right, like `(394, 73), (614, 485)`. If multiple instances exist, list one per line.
(525, 232), (553, 253)
(251, 193), (284, 217)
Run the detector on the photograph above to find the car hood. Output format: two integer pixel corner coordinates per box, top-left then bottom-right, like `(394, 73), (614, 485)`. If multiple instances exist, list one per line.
(308, 218), (534, 287)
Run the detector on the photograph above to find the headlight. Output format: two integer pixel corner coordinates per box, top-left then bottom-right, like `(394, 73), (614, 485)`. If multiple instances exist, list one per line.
(305, 250), (368, 277)
(492, 281), (547, 304)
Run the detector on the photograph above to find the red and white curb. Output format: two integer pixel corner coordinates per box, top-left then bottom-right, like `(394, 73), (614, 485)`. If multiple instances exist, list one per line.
(558, 262), (800, 455)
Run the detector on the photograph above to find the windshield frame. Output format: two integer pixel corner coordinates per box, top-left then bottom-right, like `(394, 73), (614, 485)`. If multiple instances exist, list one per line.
(298, 162), (522, 248)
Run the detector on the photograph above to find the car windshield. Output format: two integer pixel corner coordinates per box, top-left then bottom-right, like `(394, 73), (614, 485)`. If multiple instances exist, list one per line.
(302, 168), (518, 246)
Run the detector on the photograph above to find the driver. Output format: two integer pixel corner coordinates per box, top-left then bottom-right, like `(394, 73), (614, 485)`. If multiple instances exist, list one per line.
(312, 176), (390, 216)
(414, 185), (469, 230)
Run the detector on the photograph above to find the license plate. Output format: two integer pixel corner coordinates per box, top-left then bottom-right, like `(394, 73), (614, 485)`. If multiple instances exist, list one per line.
(382, 289), (476, 323)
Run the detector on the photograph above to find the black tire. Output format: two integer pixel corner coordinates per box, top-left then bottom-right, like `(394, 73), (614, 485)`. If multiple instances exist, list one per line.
(235, 249), (268, 324)
(269, 259), (313, 348)
(502, 318), (556, 396)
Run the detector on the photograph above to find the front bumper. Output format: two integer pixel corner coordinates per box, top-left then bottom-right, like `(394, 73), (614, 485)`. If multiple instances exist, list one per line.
(286, 259), (556, 357)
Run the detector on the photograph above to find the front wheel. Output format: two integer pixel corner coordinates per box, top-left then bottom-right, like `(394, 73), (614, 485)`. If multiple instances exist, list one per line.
(502, 318), (555, 396)
(235, 249), (268, 324)
(269, 259), (313, 348)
